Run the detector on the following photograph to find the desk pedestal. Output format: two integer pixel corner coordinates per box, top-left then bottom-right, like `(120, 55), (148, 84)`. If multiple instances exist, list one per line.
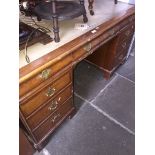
(86, 22), (134, 79)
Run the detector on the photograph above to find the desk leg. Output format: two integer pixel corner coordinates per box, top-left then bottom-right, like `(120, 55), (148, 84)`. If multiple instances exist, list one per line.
(88, 0), (94, 15)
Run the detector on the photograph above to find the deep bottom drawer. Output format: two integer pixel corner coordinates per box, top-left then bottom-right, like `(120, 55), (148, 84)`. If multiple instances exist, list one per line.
(33, 98), (74, 142)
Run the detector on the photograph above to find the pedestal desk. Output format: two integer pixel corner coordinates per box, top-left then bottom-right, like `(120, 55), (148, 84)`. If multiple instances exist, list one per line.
(19, 0), (135, 151)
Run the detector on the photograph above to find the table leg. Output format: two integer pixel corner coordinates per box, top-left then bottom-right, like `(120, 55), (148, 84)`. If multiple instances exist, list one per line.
(52, 0), (60, 42)
(114, 0), (118, 4)
(79, 0), (88, 23)
(88, 0), (94, 15)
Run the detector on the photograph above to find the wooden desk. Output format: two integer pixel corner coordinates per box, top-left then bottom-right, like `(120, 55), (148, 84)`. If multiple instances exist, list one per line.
(19, 1), (135, 151)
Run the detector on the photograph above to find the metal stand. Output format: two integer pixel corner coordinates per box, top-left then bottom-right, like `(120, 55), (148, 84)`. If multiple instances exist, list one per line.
(115, 0), (118, 4)
(51, 0), (60, 42)
(34, 0), (88, 42)
(80, 0), (88, 22)
(88, 0), (94, 15)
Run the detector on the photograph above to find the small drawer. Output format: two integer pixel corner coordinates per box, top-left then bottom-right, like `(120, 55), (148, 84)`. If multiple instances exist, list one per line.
(27, 86), (72, 130)
(72, 41), (102, 63)
(72, 43), (93, 63)
(33, 98), (74, 142)
(72, 27), (120, 64)
(20, 54), (72, 97)
(116, 35), (133, 56)
(113, 50), (127, 68)
(119, 23), (134, 43)
(20, 71), (72, 118)
(72, 47), (88, 62)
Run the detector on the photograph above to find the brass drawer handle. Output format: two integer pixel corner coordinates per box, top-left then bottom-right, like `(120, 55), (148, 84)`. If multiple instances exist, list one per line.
(84, 43), (92, 52)
(48, 101), (59, 111)
(46, 87), (56, 97)
(40, 69), (51, 80)
(51, 114), (61, 123)
(125, 30), (130, 36)
(122, 42), (127, 49)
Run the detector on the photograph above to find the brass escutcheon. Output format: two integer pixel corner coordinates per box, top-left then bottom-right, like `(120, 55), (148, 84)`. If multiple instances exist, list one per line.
(40, 69), (51, 80)
(46, 87), (56, 97)
(84, 43), (92, 52)
(51, 114), (61, 123)
(48, 101), (58, 111)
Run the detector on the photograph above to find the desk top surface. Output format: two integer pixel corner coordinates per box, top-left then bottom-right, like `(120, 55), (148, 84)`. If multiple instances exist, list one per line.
(19, 0), (133, 69)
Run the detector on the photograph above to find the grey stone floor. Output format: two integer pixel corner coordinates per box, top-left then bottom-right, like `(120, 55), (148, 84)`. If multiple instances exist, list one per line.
(34, 47), (135, 155)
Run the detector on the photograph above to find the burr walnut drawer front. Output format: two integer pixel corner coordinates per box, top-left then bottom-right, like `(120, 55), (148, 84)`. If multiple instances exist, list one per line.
(20, 71), (72, 118)
(20, 54), (72, 97)
(26, 86), (72, 130)
(33, 98), (74, 142)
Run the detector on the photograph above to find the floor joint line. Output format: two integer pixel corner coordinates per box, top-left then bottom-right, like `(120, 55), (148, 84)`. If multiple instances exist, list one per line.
(74, 92), (135, 136)
(74, 92), (90, 103)
(89, 103), (135, 135)
(90, 74), (118, 103)
(115, 72), (135, 84)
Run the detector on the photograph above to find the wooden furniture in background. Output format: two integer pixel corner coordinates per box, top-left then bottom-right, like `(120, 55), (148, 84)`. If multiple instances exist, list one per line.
(19, 6), (135, 151)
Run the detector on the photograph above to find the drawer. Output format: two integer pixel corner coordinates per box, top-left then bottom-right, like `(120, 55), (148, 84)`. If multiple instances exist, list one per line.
(72, 47), (88, 62)
(20, 54), (72, 97)
(33, 98), (74, 142)
(113, 50), (128, 68)
(119, 23), (134, 43)
(72, 28), (119, 63)
(20, 71), (72, 118)
(116, 35), (133, 57)
(27, 86), (72, 130)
